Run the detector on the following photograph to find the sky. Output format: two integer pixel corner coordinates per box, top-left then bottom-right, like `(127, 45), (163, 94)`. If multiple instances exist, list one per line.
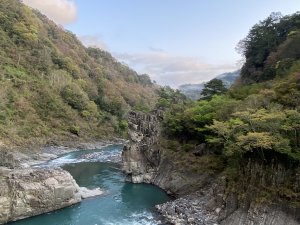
(23, 0), (299, 88)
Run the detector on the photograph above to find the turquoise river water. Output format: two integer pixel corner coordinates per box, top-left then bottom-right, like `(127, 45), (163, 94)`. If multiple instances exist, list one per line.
(8, 145), (171, 225)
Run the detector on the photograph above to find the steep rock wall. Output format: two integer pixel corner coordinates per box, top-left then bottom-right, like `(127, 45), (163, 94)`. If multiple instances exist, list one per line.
(155, 158), (300, 225)
(220, 205), (300, 225)
(219, 158), (300, 225)
(122, 110), (209, 196)
(122, 111), (162, 183)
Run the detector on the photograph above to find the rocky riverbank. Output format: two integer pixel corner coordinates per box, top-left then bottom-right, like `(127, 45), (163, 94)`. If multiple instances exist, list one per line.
(156, 183), (222, 225)
(156, 192), (300, 225)
(155, 176), (300, 225)
(0, 140), (122, 224)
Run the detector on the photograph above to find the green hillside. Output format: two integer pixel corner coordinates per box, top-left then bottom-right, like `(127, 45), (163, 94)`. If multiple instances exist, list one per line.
(164, 11), (300, 157)
(0, 0), (158, 147)
(159, 12), (300, 204)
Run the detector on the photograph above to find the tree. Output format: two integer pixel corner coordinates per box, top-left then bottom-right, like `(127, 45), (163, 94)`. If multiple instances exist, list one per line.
(163, 95), (239, 142)
(207, 106), (299, 161)
(60, 84), (89, 111)
(237, 12), (300, 83)
(200, 79), (227, 100)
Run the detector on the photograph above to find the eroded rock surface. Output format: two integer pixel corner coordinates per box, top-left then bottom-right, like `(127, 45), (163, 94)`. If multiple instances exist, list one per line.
(156, 180), (300, 225)
(220, 204), (300, 225)
(0, 167), (81, 224)
(122, 111), (217, 196)
(122, 110), (162, 184)
(156, 181), (224, 225)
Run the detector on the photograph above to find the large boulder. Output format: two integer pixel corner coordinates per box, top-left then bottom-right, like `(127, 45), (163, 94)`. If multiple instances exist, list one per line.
(0, 167), (81, 224)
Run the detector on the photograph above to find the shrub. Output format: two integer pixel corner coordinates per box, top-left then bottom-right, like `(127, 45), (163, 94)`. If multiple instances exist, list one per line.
(69, 125), (80, 136)
(118, 120), (128, 133)
(61, 84), (89, 111)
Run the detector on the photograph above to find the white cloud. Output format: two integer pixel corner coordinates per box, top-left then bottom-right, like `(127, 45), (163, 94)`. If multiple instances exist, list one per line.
(116, 52), (238, 88)
(22, 0), (77, 25)
(79, 35), (109, 51)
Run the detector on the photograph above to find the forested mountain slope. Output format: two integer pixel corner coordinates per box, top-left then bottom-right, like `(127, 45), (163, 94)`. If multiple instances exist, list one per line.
(238, 12), (300, 84)
(0, 0), (158, 147)
(157, 12), (300, 213)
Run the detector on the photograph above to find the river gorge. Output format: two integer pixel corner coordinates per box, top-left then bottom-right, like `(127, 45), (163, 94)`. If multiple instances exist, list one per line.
(2, 109), (299, 225)
(7, 145), (171, 225)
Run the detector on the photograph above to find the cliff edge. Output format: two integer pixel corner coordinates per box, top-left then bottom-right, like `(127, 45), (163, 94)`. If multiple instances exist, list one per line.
(122, 111), (214, 196)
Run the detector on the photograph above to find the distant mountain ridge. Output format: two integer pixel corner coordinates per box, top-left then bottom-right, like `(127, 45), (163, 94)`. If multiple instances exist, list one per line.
(216, 69), (241, 87)
(178, 82), (205, 101)
(178, 70), (240, 100)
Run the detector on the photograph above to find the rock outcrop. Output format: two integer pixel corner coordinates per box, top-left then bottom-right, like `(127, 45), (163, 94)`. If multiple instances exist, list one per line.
(156, 179), (225, 225)
(220, 204), (300, 225)
(0, 167), (81, 224)
(122, 111), (209, 196)
(123, 111), (222, 198)
(122, 110), (162, 184)
(154, 159), (300, 225)
(156, 177), (300, 225)
(218, 158), (300, 225)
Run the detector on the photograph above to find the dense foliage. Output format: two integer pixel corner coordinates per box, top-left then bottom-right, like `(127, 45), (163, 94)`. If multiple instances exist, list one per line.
(163, 12), (300, 163)
(199, 79), (227, 100)
(165, 75), (300, 162)
(238, 12), (300, 83)
(0, 0), (158, 146)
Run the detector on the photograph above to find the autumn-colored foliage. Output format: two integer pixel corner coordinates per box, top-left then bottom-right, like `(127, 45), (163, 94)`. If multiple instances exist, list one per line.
(0, 0), (158, 146)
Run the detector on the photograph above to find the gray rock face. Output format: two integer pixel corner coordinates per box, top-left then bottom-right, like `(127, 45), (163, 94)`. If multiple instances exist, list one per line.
(0, 167), (81, 224)
(156, 179), (225, 225)
(218, 158), (300, 225)
(156, 164), (300, 225)
(221, 205), (300, 225)
(122, 110), (219, 197)
(156, 178), (300, 225)
(122, 111), (162, 184)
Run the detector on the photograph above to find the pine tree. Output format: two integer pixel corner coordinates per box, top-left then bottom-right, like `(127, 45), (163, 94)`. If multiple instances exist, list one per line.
(200, 79), (227, 100)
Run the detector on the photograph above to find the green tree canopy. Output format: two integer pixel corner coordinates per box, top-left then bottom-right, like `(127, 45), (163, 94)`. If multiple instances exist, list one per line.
(207, 106), (300, 161)
(237, 12), (300, 83)
(200, 79), (227, 100)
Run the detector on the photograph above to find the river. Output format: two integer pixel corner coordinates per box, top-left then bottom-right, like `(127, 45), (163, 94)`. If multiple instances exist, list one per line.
(8, 145), (171, 225)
